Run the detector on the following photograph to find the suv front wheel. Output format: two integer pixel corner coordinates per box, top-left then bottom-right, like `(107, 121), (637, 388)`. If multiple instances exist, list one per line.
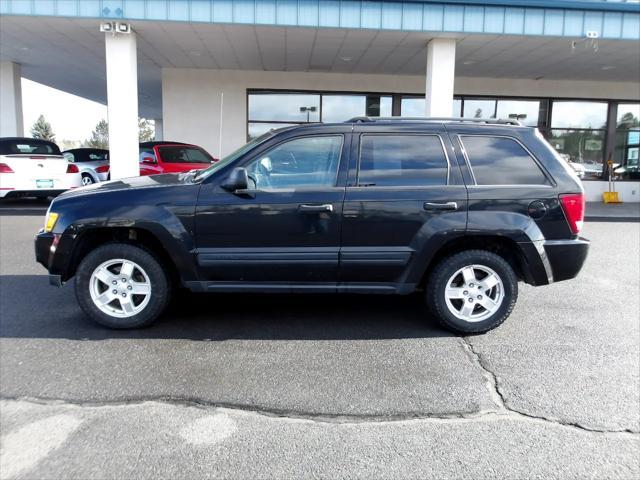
(426, 250), (518, 334)
(74, 243), (171, 328)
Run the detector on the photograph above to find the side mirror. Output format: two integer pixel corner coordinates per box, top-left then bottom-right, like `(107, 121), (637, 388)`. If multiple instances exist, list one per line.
(142, 156), (156, 165)
(221, 167), (250, 192)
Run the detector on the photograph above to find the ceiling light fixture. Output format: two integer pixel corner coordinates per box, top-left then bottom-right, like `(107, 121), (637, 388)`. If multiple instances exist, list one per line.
(601, 65), (615, 70)
(340, 56), (353, 62)
(463, 60), (475, 65)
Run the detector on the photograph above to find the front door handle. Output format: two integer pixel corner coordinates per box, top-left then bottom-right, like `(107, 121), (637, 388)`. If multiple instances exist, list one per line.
(299, 204), (334, 213)
(423, 201), (458, 211)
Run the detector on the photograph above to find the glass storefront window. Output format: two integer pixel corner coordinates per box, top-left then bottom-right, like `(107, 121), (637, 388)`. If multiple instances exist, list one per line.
(401, 97), (425, 117)
(549, 129), (606, 180)
(496, 100), (540, 126)
(400, 97), (462, 117)
(614, 104), (640, 180)
(323, 95), (366, 123)
(249, 93), (320, 123)
(463, 99), (496, 119)
(549, 101), (609, 178)
(321, 95), (392, 122)
(248, 122), (298, 140)
(551, 101), (608, 129)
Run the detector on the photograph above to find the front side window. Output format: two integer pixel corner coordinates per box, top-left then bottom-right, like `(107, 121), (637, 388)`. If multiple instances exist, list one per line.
(246, 135), (343, 190)
(139, 148), (156, 162)
(461, 136), (549, 186)
(358, 135), (449, 187)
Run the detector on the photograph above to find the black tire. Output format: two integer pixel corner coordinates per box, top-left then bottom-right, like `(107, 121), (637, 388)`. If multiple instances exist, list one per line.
(426, 250), (518, 334)
(81, 173), (95, 186)
(74, 243), (171, 328)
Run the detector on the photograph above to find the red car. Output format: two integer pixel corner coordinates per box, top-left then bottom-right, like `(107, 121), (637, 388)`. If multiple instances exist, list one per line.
(138, 141), (217, 176)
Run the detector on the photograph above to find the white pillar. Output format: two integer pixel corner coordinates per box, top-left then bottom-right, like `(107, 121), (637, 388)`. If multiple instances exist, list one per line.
(0, 62), (24, 137)
(105, 27), (139, 179)
(425, 39), (457, 118)
(154, 119), (163, 141)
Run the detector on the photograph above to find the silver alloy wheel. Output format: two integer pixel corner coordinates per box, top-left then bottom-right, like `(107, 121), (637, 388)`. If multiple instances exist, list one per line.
(444, 264), (505, 323)
(89, 259), (152, 318)
(82, 175), (94, 186)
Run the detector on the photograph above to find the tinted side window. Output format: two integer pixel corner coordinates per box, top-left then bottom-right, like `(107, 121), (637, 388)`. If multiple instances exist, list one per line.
(461, 136), (550, 185)
(358, 135), (448, 187)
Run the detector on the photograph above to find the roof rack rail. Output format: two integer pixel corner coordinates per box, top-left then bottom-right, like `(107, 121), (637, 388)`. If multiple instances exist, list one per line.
(347, 116), (523, 126)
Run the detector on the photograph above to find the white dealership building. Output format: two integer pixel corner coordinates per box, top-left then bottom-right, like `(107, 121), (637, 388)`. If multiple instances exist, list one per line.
(1, 0), (639, 199)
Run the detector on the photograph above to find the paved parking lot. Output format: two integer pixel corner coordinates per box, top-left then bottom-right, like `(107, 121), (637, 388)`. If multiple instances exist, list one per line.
(0, 208), (638, 479)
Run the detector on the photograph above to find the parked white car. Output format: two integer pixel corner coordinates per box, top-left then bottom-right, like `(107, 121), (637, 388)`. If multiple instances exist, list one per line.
(62, 148), (110, 185)
(0, 137), (82, 199)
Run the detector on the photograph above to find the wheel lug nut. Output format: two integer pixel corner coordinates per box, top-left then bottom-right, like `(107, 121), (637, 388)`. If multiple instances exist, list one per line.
(121, 293), (126, 297)
(121, 278), (127, 282)
(112, 290), (117, 294)
(469, 283), (474, 287)
(468, 298), (474, 302)
(112, 280), (117, 285)
(477, 295), (483, 300)
(127, 285), (132, 290)
(463, 290), (468, 295)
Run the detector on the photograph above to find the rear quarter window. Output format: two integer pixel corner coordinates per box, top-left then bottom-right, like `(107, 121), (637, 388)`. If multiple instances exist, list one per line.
(461, 135), (550, 186)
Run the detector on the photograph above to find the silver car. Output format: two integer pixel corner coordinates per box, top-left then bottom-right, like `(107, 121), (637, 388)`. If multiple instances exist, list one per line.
(62, 148), (110, 185)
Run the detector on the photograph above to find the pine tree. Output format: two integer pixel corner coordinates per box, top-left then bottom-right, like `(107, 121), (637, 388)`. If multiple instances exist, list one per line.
(138, 118), (155, 142)
(84, 118), (156, 148)
(30, 115), (56, 141)
(85, 119), (109, 149)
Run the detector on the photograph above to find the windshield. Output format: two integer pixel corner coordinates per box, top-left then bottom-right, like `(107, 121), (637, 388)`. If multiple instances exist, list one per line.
(193, 132), (275, 181)
(158, 146), (214, 164)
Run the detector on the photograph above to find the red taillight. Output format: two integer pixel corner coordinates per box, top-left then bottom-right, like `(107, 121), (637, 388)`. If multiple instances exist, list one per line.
(95, 164), (110, 173)
(559, 193), (585, 235)
(0, 163), (14, 173)
(66, 163), (79, 173)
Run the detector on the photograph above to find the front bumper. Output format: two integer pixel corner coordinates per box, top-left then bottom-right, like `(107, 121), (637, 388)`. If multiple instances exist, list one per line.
(35, 231), (65, 286)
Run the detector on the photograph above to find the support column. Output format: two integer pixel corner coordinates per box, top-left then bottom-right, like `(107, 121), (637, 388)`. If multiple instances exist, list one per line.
(425, 39), (456, 118)
(154, 119), (163, 141)
(0, 62), (24, 137)
(105, 26), (139, 179)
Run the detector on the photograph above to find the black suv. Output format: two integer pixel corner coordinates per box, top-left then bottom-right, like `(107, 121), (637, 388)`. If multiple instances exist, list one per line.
(35, 118), (589, 333)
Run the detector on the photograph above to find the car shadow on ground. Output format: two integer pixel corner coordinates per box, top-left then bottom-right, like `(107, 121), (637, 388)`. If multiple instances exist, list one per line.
(0, 197), (52, 215)
(0, 275), (453, 341)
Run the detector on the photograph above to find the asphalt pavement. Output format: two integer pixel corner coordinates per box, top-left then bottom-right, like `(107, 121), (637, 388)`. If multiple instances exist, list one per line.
(0, 210), (638, 479)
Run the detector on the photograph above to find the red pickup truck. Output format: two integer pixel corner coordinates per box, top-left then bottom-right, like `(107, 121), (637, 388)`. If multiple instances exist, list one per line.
(138, 141), (217, 176)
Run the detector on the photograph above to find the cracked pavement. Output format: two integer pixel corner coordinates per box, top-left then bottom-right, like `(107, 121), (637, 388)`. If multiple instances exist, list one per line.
(1, 213), (639, 479)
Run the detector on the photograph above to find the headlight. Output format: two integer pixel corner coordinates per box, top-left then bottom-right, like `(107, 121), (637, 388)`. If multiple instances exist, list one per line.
(44, 212), (59, 233)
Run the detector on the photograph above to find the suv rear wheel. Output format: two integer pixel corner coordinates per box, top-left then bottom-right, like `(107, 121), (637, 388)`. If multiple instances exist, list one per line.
(74, 243), (171, 328)
(426, 250), (518, 334)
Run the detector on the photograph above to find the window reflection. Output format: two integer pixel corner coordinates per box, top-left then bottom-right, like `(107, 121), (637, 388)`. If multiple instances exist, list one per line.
(551, 101), (608, 129)
(249, 93), (320, 122)
(248, 122), (298, 140)
(496, 100), (540, 126)
(462, 136), (549, 185)
(400, 97), (425, 117)
(359, 135), (448, 186)
(549, 130), (606, 179)
(463, 99), (496, 119)
(614, 104), (640, 179)
(322, 95), (366, 122)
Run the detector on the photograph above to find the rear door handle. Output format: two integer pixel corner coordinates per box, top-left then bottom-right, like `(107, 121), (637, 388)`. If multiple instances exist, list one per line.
(299, 204), (334, 213)
(423, 202), (458, 211)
